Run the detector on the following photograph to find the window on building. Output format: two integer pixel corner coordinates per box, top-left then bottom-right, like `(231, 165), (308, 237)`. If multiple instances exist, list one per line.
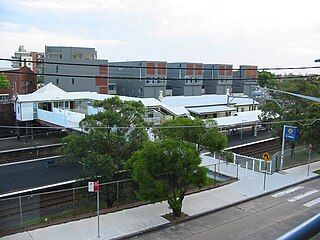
(108, 85), (114, 90)
(56, 66), (59, 73)
(56, 78), (59, 85)
(241, 108), (244, 112)
(72, 78), (74, 85)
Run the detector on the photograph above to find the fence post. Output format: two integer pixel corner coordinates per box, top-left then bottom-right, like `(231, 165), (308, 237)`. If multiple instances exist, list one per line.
(19, 196), (24, 226)
(73, 188), (76, 218)
(117, 181), (120, 208)
(214, 164), (217, 185)
(252, 159), (255, 173)
(236, 160), (239, 179)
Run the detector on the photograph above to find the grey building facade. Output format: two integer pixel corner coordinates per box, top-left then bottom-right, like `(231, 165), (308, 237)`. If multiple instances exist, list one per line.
(167, 63), (203, 96)
(44, 46), (116, 94)
(109, 61), (167, 98)
(203, 64), (233, 94)
(232, 65), (258, 97)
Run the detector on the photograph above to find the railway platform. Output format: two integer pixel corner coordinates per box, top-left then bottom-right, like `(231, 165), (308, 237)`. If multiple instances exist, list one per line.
(2, 157), (320, 240)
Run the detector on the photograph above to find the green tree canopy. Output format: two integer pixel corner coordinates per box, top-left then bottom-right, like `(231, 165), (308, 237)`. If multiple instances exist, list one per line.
(126, 138), (208, 217)
(258, 70), (277, 88)
(302, 103), (320, 149)
(59, 96), (149, 205)
(0, 73), (10, 90)
(260, 75), (320, 147)
(156, 117), (227, 153)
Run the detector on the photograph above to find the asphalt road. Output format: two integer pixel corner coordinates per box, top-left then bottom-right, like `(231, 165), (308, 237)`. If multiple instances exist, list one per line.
(129, 178), (320, 240)
(0, 157), (83, 194)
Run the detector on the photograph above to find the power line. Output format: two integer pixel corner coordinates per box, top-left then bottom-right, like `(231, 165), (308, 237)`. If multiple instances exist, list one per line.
(2, 57), (320, 71)
(0, 118), (319, 130)
(1, 69), (319, 82)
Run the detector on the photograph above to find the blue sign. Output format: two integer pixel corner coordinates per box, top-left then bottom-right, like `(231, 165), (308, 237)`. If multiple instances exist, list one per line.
(284, 126), (298, 140)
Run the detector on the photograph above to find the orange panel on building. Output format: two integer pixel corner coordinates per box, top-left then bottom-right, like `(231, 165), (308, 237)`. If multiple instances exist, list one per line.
(95, 77), (108, 86)
(195, 64), (202, 76)
(219, 66), (225, 76)
(186, 64), (194, 75)
(99, 87), (108, 94)
(246, 66), (257, 78)
(226, 66), (232, 76)
(146, 62), (156, 75)
(157, 62), (166, 75)
(99, 64), (108, 75)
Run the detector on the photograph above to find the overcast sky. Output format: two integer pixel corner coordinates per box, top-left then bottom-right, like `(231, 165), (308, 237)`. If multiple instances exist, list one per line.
(0, 0), (319, 74)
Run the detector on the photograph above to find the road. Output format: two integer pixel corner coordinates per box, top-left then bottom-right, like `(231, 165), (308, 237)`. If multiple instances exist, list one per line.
(0, 157), (83, 194)
(129, 178), (320, 240)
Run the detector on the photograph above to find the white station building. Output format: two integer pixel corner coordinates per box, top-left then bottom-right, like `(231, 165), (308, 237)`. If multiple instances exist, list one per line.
(15, 83), (261, 130)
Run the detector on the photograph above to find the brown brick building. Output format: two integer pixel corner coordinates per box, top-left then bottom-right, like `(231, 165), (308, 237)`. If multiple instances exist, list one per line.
(0, 66), (37, 100)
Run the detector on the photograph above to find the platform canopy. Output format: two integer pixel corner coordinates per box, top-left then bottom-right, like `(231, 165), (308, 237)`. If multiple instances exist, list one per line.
(187, 105), (236, 115)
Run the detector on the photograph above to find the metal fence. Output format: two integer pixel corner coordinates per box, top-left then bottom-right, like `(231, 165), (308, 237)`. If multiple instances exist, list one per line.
(0, 178), (139, 233)
(271, 146), (320, 173)
(233, 153), (272, 174)
(0, 164), (236, 234)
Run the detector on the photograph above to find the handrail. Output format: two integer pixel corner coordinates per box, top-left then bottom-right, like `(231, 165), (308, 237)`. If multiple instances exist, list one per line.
(276, 213), (320, 240)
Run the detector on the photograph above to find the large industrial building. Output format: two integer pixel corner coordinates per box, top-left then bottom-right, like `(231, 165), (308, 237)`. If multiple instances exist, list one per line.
(109, 61), (167, 98)
(203, 64), (233, 95)
(12, 45), (259, 99)
(43, 46), (116, 95)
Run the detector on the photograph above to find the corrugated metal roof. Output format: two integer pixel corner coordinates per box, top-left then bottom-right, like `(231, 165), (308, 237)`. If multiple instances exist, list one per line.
(187, 105), (236, 115)
(214, 110), (262, 126)
(161, 94), (258, 107)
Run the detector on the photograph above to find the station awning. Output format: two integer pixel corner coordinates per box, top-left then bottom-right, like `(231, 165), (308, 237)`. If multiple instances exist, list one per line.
(187, 105), (236, 115)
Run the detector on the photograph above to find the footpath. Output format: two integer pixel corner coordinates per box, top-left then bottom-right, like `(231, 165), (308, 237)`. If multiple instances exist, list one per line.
(2, 154), (320, 240)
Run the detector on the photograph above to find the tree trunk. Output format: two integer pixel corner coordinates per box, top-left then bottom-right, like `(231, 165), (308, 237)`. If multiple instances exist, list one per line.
(168, 190), (185, 217)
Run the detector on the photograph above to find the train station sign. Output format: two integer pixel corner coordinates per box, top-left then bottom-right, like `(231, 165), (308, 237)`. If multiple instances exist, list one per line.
(284, 125), (297, 140)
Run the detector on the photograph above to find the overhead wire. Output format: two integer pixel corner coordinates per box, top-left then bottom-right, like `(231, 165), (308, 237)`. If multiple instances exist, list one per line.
(0, 118), (319, 130)
(2, 57), (320, 71)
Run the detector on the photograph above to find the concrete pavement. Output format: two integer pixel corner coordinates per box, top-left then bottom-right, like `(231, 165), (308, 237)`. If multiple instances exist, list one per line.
(2, 156), (320, 240)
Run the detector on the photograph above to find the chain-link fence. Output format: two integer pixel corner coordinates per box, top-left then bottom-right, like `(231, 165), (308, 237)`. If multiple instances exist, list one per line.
(271, 146), (320, 172)
(0, 165), (237, 234)
(0, 178), (139, 233)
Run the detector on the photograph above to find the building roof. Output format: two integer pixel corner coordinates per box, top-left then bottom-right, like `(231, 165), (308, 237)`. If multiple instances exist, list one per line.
(214, 110), (262, 127)
(16, 84), (259, 121)
(0, 68), (20, 72)
(187, 105), (236, 115)
(160, 94), (258, 107)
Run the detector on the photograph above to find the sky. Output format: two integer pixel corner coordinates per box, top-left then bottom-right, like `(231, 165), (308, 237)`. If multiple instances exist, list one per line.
(0, 0), (320, 75)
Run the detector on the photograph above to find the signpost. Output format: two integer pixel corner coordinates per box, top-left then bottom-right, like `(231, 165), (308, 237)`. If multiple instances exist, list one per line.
(307, 144), (312, 176)
(88, 181), (100, 238)
(262, 152), (271, 190)
(280, 125), (298, 173)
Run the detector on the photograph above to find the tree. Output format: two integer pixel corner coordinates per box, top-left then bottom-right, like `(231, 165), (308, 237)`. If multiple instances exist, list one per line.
(302, 103), (320, 150)
(126, 138), (208, 217)
(156, 117), (227, 153)
(59, 96), (148, 206)
(258, 70), (277, 88)
(0, 73), (10, 90)
(260, 76), (320, 143)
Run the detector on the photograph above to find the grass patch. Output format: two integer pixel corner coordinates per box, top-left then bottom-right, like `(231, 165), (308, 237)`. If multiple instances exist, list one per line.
(313, 170), (320, 175)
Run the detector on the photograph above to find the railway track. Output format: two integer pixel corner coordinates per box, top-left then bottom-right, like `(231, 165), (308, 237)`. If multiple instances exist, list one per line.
(226, 138), (281, 158)
(0, 191), (74, 219)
